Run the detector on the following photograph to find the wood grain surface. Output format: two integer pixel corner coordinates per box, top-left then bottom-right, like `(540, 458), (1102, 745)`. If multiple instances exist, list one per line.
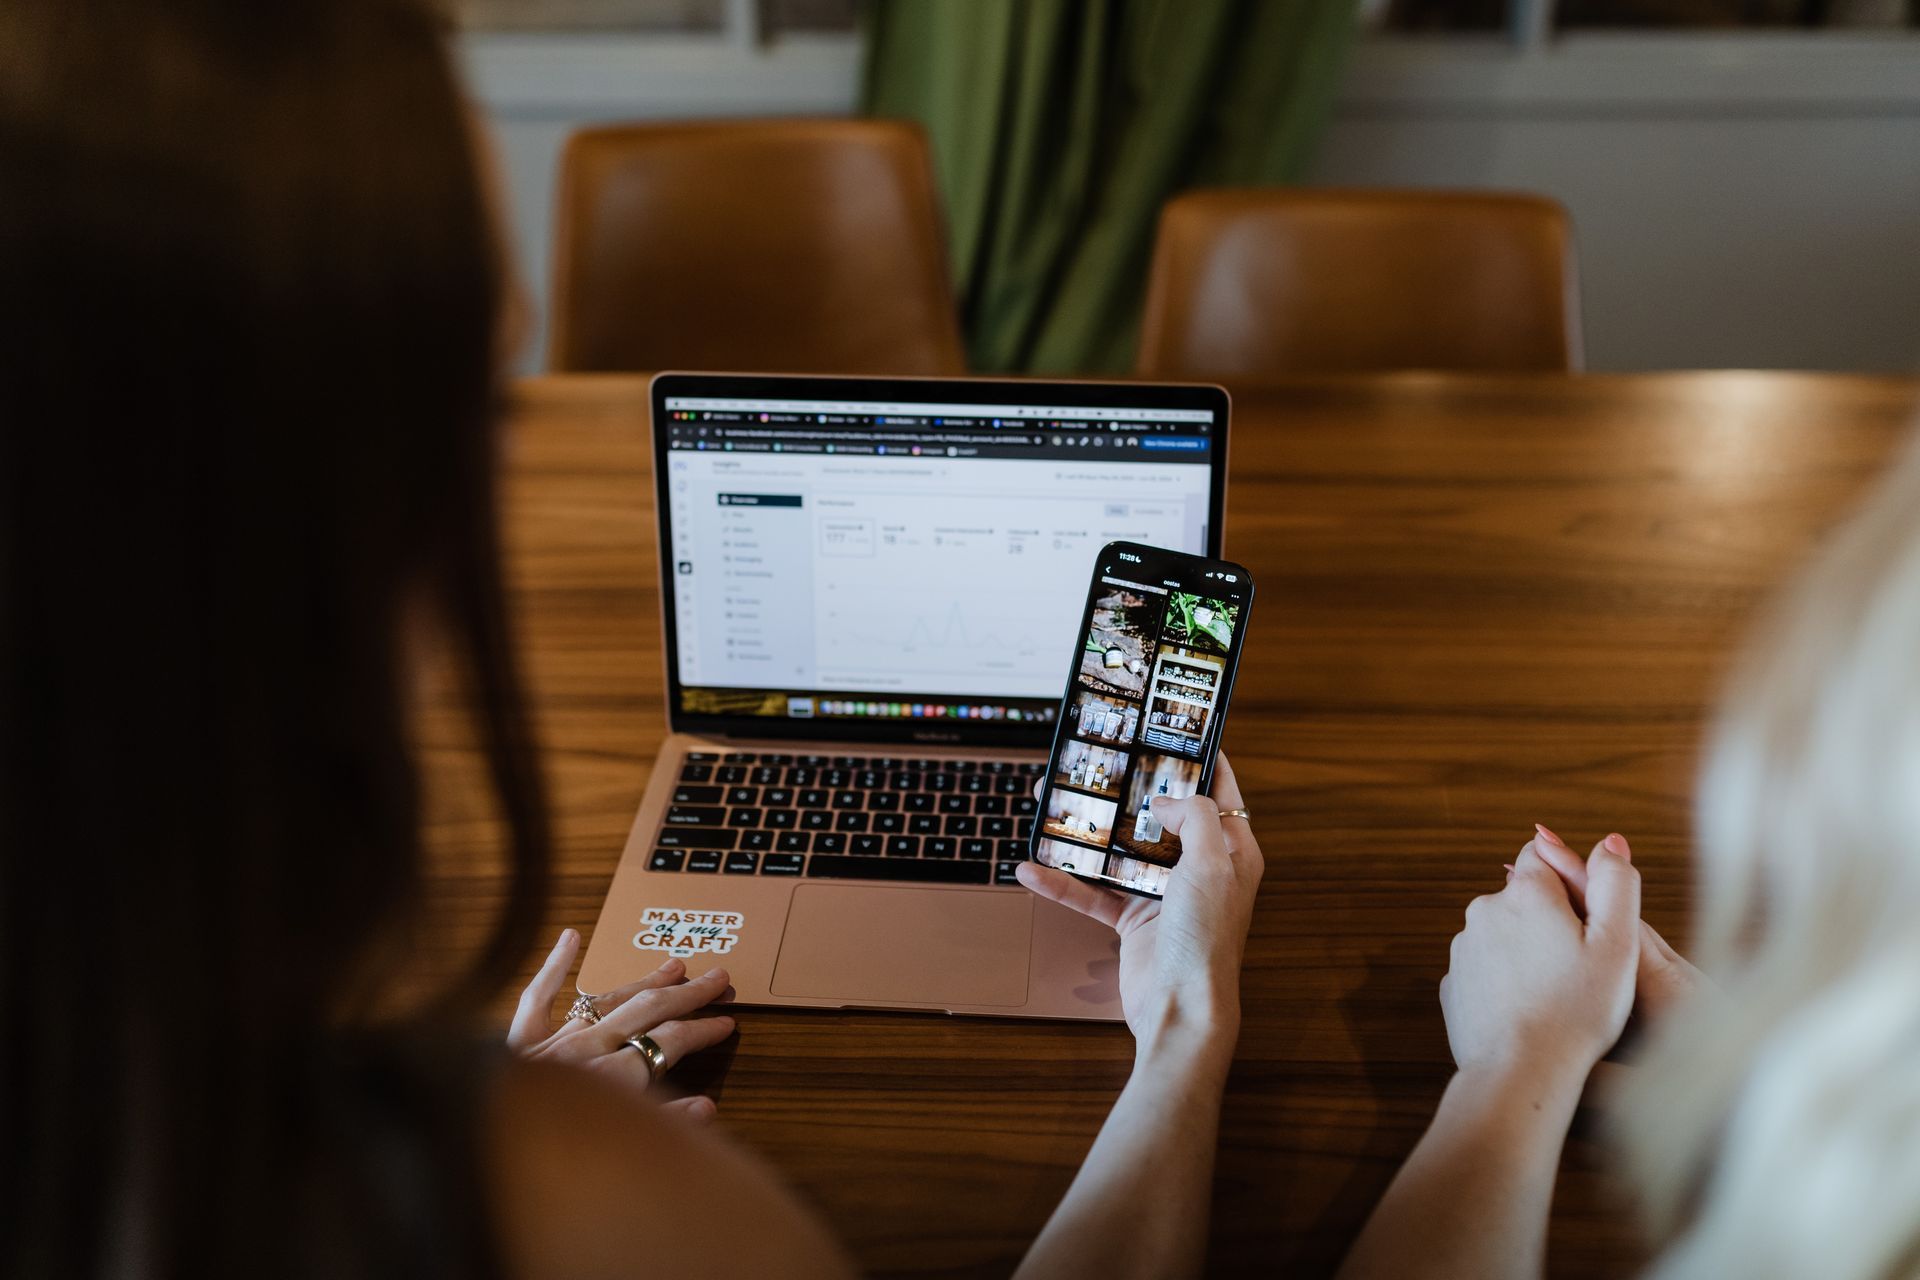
(418, 371), (1918, 1278)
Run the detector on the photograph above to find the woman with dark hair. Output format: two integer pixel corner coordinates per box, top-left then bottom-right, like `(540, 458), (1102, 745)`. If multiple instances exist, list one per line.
(0, 2), (1265, 1276)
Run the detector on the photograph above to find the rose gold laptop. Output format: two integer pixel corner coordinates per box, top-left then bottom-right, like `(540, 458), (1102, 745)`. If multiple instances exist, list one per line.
(576, 373), (1230, 1019)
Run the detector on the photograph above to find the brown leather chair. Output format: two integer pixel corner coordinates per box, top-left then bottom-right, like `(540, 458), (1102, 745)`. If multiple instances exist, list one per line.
(549, 120), (967, 375)
(1136, 189), (1581, 377)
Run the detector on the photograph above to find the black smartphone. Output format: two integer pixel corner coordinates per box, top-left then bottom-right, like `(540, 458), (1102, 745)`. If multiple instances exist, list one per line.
(1029, 541), (1254, 899)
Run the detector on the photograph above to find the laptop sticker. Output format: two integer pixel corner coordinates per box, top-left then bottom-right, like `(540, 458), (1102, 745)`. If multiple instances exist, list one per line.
(633, 908), (743, 958)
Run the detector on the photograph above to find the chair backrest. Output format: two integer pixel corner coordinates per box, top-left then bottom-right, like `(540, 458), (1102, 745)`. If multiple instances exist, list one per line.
(550, 119), (967, 375)
(1136, 188), (1580, 377)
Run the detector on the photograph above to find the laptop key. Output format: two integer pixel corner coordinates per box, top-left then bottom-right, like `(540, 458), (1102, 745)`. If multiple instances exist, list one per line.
(995, 861), (1023, 886)
(762, 787), (794, 807)
(831, 790), (862, 810)
(822, 768), (850, 788)
(995, 775), (1025, 794)
(1016, 817), (1035, 838)
(949, 760), (977, 773)
(727, 808), (763, 829)
(785, 767), (816, 786)
(673, 784), (723, 804)
(716, 765), (748, 784)
(873, 812), (905, 834)
(834, 811), (870, 833)
(751, 766), (780, 786)
(741, 830), (774, 851)
(889, 772), (918, 791)
(812, 832), (847, 853)
(959, 838), (992, 860)
(761, 853), (805, 876)
(776, 831), (809, 853)
(851, 834), (884, 856)
(724, 852), (759, 874)
(984, 761), (1011, 774)
(834, 756), (868, 768)
(799, 788), (828, 807)
(648, 849), (687, 872)
(806, 855), (990, 885)
(722, 752), (757, 763)
(866, 791), (899, 811)
(908, 814), (939, 835)
(856, 770), (883, 790)
(685, 751), (720, 762)
(1014, 796), (1038, 816)
(666, 805), (726, 827)
(800, 754), (830, 767)
(764, 809), (798, 830)
(725, 786), (758, 806)
(975, 795), (1007, 815)
(678, 763), (714, 782)
(873, 756), (900, 769)
(762, 753), (793, 765)
(938, 794), (969, 814)
(962, 775), (990, 794)
(1019, 762), (1046, 776)
(687, 850), (723, 873)
(997, 839), (1026, 861)
(924, 837), (956, 858)
(886, 835), (920, 857)
(904, 792), (935, 813)
(983, 817), (1014, 839)
(943, 815), (978, 836)
(655, 828), (736, 850)
(800, 810), (832, 831)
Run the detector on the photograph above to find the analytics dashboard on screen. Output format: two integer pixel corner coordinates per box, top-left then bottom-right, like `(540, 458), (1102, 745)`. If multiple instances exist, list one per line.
(659, 392), (1219, 722)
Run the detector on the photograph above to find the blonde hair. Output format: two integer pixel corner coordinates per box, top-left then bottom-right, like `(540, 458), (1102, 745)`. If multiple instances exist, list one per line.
(1619, 427), (1920, 1279)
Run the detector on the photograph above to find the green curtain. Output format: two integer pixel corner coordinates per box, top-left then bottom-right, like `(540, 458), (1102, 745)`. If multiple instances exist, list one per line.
(862, 0), (1358, 375)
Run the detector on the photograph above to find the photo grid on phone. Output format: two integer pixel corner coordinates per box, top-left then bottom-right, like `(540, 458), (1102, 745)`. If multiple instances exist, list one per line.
(1036, 573), (1241, 895)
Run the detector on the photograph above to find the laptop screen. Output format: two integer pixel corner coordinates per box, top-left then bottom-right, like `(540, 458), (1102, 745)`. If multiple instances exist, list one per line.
(652, 375), (1228, 746)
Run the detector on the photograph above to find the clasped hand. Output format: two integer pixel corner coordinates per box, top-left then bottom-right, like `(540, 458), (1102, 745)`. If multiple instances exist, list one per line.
(1442, 826), (1705, 1086)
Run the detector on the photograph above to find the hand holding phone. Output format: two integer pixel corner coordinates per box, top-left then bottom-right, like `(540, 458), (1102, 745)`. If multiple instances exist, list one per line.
(1018, 750), (1264, 1045)
(1028, 542), (1252, 899)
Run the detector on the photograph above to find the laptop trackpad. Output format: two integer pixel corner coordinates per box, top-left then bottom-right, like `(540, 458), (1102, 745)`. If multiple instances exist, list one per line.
(771, 884), (1032, 1008)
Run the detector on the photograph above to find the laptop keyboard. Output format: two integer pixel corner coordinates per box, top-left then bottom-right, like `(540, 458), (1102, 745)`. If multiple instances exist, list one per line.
(648, 752), (1041, 887)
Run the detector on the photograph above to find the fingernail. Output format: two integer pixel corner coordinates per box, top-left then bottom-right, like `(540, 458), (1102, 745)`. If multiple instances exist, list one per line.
(1502, 863), (1514, 873)
(1535, 824), (1567, 848)
(1605, 832), (1631, 860)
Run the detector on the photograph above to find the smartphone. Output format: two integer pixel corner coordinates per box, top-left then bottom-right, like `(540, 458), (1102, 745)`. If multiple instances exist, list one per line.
(1029, 541), (1254, 899)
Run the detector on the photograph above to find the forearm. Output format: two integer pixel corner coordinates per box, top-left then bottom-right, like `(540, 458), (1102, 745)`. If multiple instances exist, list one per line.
(1338, 1062), (1584, 1280)
(1013, 996), (1238, 1280)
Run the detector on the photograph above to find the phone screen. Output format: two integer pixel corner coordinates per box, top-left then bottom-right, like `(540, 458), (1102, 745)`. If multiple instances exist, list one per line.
(1029, 541), (1253, 898)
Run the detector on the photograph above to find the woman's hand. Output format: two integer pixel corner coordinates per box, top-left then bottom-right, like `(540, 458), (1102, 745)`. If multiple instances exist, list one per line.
(1441, 840), (1640, 1084)
(1520, 826), (1707, 1026)
(1016, 753), (1264, 1056)
(507, 929), (735, 1121)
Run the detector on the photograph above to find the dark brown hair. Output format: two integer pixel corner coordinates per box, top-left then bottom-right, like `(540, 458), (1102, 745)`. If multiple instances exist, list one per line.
(0, 0), (549, 1273)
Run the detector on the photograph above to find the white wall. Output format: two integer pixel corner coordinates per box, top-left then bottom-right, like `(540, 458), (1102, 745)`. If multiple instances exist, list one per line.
(1317, 39), (1920, 373)
(464, 33), (1920, 374)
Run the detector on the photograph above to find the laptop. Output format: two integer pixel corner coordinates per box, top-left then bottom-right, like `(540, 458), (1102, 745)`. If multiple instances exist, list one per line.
(576, 373), (1230, 1019)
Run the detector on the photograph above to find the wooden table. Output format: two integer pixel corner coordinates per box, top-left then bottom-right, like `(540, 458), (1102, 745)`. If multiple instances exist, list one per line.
(420, 371), (1917, 1278)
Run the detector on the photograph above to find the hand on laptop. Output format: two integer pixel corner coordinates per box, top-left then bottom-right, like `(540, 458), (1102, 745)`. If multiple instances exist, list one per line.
(1016, 753), (1263, 1051)
(508, 928), (736, 1122)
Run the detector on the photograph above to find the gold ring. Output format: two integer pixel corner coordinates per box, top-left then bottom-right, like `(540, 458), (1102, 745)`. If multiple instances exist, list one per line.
(1220, 808), (1252, 822)
(624, 1032), (668, 1082)
(566, 994), (602, 1025)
